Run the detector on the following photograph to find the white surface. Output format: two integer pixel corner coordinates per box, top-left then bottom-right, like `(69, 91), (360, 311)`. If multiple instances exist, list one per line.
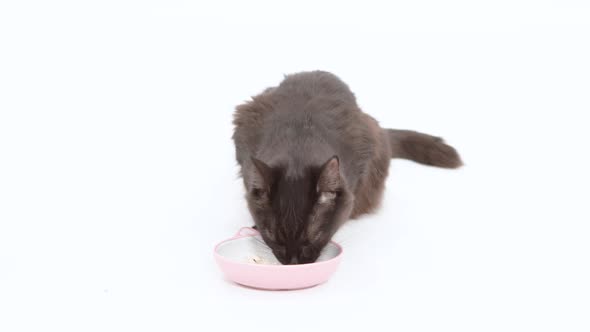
(1, 1), (589, 331)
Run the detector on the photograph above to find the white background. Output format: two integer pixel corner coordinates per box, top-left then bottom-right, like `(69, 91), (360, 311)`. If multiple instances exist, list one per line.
(1, 1), (589, 331)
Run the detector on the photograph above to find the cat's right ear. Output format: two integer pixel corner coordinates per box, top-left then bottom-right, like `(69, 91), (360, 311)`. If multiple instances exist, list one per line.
(250, 157), (274, 195)
(317, 156), (341, 193)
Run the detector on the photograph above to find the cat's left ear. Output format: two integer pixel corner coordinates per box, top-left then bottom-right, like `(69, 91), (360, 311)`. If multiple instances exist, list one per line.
(317, 156), (341, 193)
(250, 157), (275, 193)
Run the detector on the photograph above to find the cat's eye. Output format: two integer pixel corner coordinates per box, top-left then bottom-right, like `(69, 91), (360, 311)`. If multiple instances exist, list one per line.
(250, 188), (265, 199)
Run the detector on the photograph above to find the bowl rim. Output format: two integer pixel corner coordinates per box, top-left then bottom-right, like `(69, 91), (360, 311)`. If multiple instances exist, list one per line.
(213, 230), (343, 269)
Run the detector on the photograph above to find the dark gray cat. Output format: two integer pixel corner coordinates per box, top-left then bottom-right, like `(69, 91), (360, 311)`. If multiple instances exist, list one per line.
(232, 71), (461, 265)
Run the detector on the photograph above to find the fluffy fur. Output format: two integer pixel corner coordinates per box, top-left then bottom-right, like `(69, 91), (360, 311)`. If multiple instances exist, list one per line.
(232, 71), (461, 264)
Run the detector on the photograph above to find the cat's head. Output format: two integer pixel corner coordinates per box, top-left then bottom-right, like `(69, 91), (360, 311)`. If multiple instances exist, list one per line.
(245, 156), (353, 265)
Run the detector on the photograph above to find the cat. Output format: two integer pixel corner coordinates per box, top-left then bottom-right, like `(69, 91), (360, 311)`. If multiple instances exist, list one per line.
(232, 71), (462, 265)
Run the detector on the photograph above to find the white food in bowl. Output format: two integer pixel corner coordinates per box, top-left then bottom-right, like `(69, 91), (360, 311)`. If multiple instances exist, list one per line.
(215, 235), (341, 265)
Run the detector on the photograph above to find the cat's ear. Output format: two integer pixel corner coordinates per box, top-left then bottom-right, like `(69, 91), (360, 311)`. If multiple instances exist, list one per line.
(317, 156), (341, 193)
(250, 157), (274, 193)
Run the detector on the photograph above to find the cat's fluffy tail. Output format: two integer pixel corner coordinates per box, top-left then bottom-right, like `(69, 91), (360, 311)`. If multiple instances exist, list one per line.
(386, 129), (462, 168)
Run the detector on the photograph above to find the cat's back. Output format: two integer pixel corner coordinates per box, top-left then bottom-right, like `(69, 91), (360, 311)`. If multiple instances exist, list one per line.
(273, 71), (357, 107)
(232, 71), (364, 165)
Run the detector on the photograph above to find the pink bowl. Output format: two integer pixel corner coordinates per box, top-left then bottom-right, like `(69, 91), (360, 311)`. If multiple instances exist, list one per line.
(214, 227), (343, 290)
